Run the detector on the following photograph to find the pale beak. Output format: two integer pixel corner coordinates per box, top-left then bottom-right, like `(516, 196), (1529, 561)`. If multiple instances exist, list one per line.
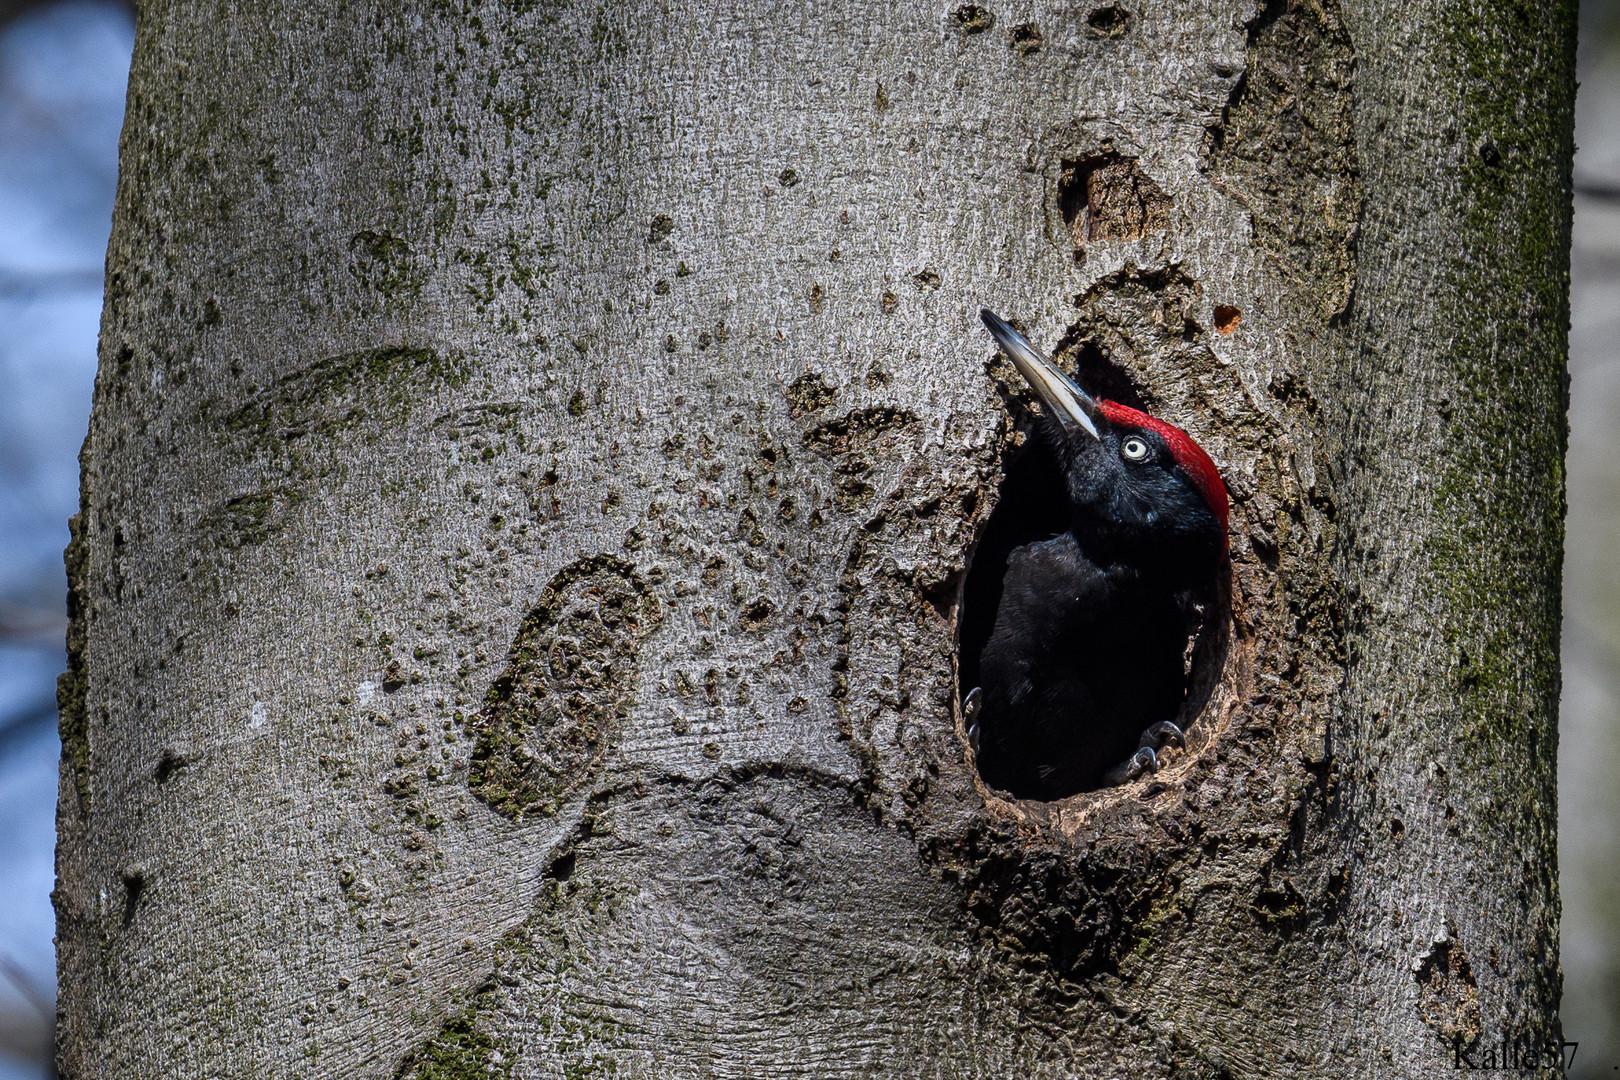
(979, 309), (1103, 442)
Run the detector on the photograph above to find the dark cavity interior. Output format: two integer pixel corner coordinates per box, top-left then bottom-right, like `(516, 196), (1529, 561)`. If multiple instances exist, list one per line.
(958, 434), (1069, 717)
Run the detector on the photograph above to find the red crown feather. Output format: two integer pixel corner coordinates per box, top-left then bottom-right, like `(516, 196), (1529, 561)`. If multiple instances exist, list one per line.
(1096, 399), (1229, 543)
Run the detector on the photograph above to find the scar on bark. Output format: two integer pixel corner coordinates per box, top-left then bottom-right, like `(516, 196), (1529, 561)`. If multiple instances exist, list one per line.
(1057, 153), (1172, 264)
(1416, 927), (1482, 1048)
(466, 555), (661, 820)
(1199, 0), (1360, 321)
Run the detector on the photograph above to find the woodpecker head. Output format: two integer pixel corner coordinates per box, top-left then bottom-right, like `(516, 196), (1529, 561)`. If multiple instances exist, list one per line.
(981, 309), (1228, 578)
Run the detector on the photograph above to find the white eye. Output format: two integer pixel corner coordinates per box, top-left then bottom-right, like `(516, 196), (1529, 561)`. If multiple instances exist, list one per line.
(1122, 436), (1150, 462)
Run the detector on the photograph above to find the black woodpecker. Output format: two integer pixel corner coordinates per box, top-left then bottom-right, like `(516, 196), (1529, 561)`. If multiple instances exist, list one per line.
(968, 309), (1229, 799)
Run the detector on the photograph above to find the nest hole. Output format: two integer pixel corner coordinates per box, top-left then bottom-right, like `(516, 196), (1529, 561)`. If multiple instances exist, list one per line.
(958, 365), (1229, 801)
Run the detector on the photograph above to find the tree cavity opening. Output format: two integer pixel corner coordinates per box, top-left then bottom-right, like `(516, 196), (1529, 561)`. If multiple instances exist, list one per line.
(957, 344), (1229, 801)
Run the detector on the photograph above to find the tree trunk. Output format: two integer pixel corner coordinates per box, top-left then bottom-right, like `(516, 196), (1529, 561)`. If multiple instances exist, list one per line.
(56, 0), (1572, 1075)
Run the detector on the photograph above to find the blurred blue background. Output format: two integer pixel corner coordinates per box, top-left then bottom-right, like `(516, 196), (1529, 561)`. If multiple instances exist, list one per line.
(0, 2), (131, 1076)
(0, 3), (1614, 1077)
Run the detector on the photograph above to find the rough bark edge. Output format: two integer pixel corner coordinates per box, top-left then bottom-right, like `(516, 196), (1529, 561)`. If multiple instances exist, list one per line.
(56, 508), (91, 813)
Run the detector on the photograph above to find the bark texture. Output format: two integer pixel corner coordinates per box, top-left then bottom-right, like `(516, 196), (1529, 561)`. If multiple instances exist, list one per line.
(56, 0), (1572, 1076)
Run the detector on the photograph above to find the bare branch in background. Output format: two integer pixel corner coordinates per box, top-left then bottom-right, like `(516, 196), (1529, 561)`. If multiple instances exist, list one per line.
(0, 951), (51, 1021)
(0, 0), (131, 29)
(1575, 174), (1620, 202)
(0, 604), (68, 648)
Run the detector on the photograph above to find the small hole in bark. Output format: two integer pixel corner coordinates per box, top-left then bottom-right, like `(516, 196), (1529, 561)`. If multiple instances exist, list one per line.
(1213, 305), (1242, 334)
(121, 865), (145, 926)
(960, 347), (1228, 800)
(153, 746), (187, 784)
(1085, 4), (1131, 37)
(1008, 22), (1042, 53)
(547, 852), (576, 881)
(951, 4), (995, 34)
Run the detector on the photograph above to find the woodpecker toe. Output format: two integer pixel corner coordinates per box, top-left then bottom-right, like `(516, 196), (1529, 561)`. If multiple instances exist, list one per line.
(1132, 746), (1160, 775)
(1141, 720), (1185, 751)
(963, 687), (983, 753)
(1104, 746), (1160, 785)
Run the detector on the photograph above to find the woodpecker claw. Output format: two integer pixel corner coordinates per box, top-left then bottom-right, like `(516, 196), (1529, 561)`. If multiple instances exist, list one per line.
(1102, 724), (1186, 787)
(1140, 720), (1185, 751)
(1104, 746), (1160, 786)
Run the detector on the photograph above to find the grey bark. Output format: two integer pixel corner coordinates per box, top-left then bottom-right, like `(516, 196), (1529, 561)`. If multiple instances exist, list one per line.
(55, 0), (1572, 1076)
